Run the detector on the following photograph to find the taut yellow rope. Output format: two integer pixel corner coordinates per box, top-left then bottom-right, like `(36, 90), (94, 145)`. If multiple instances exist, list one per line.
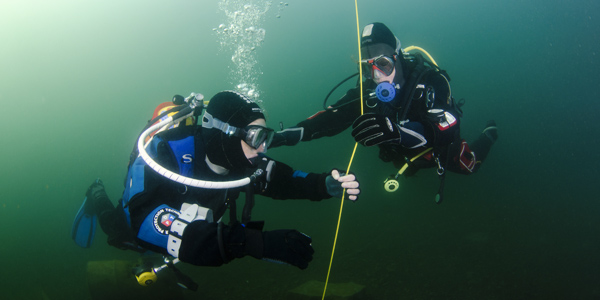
(321, 1), (364, 299)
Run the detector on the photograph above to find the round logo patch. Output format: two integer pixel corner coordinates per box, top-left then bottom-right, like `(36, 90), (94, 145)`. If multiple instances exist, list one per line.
(153, 207), (179, 235)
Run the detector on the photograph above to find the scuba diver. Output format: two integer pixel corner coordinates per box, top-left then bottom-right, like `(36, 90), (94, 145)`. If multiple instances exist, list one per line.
(271, 22), (498, 202)
(71, 91), (360, 288)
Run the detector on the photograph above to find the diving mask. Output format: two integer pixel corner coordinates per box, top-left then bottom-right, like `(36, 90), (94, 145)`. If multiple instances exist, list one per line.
(203, 111), (275, 150)
(236, 125), (275, 150)
(361, 55), (395, 79)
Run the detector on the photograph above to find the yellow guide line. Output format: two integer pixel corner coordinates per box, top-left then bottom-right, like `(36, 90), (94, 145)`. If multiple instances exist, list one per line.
(321, 0), (364, 299)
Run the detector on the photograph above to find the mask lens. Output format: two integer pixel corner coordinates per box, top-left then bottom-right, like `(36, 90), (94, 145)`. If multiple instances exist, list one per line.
(360, 55), (394, 79)
(374, 56), (394, 76)
(244, 126), (274, 149)
(263, 130), (274, 149)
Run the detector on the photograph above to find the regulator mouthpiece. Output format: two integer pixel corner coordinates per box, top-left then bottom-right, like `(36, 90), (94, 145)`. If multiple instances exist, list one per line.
(376, 82), (396, 102)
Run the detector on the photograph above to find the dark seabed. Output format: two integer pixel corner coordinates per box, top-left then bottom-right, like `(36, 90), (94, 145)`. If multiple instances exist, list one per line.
(1, 0), (599, 299)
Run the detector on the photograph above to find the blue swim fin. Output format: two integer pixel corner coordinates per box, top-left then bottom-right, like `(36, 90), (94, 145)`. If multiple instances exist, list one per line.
(71, 180), (103, 248)
(72, 195), (97, 248)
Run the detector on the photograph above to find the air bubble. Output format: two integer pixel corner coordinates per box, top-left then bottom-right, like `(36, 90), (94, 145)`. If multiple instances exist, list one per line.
(216, 0), (280, 101)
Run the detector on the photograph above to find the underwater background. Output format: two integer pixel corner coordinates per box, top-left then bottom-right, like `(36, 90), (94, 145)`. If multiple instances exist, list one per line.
(1, 0), (599, 299)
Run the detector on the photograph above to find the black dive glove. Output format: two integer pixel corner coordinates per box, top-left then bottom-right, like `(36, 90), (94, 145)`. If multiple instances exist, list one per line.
(181, 221), (312, 268)
(245, 226), (314, 270)
(270, 127), (304, 148)
(351, 113), (401, 146)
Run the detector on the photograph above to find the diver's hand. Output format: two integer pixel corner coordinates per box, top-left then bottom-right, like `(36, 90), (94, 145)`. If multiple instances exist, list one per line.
(351, 113), (401, 146)
(270, 127), (304, 148)
(261, 229), (314, 270)
(326, 169), (360, 201)
(227, 224), (312, 270)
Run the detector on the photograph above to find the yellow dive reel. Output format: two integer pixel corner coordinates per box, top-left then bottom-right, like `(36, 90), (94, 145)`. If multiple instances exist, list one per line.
(132, 256), (198, 291)
(133, 257), (175, 287)
(134, 266), (159, 287)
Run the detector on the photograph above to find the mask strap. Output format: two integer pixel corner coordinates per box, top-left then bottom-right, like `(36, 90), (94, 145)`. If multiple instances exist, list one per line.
(202, 112), (240, 137)
(395, 36), (402, 55)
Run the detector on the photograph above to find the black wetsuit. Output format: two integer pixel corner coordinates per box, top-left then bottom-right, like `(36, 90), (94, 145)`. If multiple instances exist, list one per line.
(294, 56), (494, 176)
